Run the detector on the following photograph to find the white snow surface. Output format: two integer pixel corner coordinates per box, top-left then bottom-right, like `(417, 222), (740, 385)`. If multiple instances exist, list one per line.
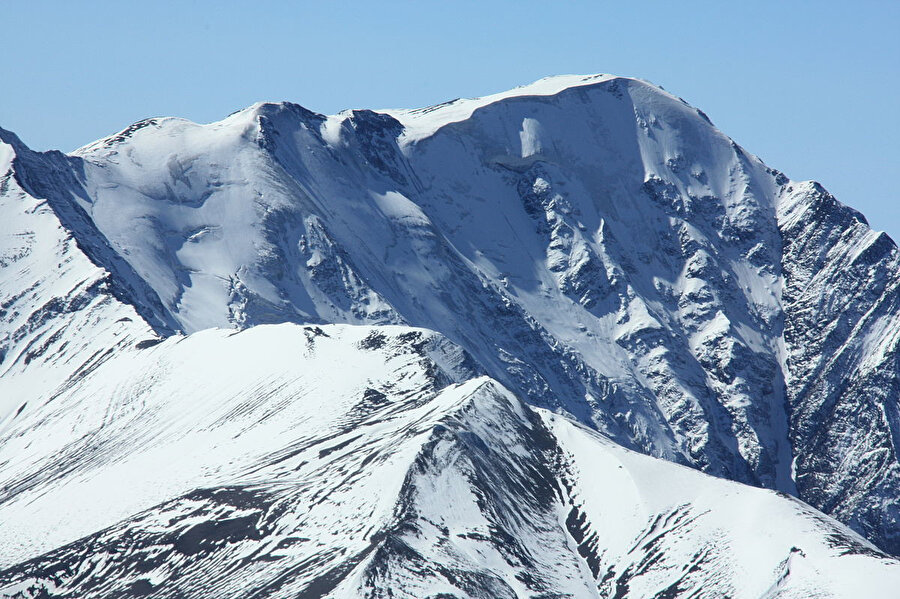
(0, 322), (897, 597)
(0, 324), (473, 565)
(384, 74), (617, 145)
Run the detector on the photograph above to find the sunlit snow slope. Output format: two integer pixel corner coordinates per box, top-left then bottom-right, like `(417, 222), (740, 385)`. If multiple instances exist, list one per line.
(1, 73), (899, 595)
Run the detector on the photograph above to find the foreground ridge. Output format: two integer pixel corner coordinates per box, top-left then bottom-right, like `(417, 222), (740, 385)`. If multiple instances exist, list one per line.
(1, 324), (897, 597)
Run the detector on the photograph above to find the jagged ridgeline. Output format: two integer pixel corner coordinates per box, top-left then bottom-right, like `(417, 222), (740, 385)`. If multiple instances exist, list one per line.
(1, 74), (898, 597)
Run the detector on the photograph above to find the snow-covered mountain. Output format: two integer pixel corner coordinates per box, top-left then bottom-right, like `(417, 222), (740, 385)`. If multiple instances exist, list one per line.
(1, 74), (899, 596)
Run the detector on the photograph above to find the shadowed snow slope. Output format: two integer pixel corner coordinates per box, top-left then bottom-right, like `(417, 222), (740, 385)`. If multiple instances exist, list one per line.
(0, 324), (897, 598)
(1, 73), (899, 590)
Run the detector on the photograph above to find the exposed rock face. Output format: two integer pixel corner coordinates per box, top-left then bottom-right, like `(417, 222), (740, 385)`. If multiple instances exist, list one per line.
(778, 181), (900, 554)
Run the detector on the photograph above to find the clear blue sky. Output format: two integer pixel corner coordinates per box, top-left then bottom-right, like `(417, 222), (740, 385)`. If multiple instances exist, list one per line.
(3, 1), (898, 237)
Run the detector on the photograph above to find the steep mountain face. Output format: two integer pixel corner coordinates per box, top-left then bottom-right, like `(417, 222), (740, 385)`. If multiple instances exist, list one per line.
(0, 324), (897, 598)
(56, 76), (793, 483)
(1, 73), (899, 593)
(778, 182), (900, 554)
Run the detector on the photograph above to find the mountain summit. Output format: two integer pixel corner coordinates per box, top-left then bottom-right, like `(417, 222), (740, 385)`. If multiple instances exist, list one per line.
(1, 75), (899, 597)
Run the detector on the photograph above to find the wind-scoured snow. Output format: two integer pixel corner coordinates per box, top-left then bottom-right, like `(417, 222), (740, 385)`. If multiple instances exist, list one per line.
(0, 325), (897, 598)
(0, 324), (477, 567)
